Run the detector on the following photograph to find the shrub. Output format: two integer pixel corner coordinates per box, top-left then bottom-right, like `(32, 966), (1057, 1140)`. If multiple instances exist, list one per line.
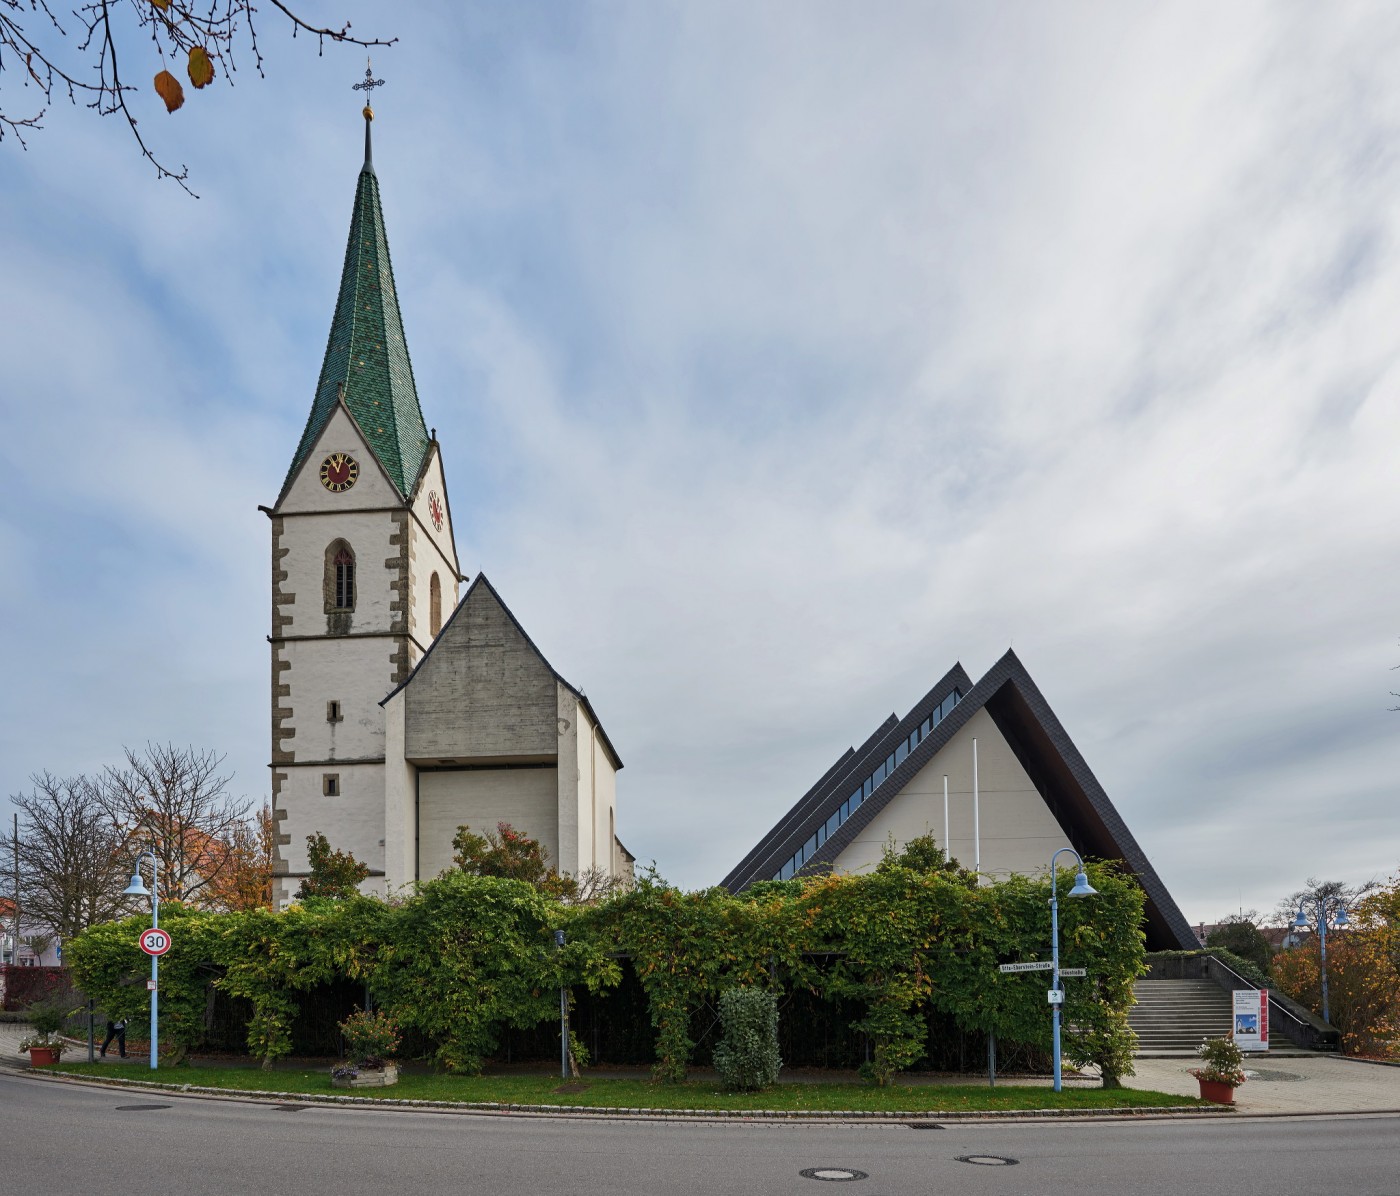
(338, 1009), (400, 1067)
(26, 999), (71, 1039)
(712, 987), (781, 1091)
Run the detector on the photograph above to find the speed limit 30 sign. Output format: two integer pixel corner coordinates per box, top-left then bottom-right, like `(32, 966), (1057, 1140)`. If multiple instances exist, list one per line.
(139, 928), (171, 956)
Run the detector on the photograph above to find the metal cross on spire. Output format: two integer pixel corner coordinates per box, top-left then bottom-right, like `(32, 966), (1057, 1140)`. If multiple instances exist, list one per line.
(353, 58), (385, 172)
(354, 59), (385, 104)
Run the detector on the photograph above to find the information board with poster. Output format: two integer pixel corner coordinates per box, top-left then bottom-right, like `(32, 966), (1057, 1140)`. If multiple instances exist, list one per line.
(1232, 988), (1269, 1051)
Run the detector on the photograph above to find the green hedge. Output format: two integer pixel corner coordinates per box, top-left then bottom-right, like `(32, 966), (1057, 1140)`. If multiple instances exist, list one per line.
(66, 860), (1145, 1083)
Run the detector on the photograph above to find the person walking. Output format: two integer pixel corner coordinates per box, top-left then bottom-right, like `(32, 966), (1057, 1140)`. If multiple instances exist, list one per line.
(100, 1018), (127, 1058)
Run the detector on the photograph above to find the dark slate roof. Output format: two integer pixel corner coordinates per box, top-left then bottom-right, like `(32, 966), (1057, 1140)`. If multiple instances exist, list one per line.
(380, 573), (624, 771)
(722, 650), (1197, 952)
(281, 125), (429, 503)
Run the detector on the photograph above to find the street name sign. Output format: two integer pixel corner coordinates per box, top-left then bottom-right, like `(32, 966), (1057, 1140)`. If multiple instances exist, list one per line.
(139, 928), (171, 956)
(999, 961), (1053, 973)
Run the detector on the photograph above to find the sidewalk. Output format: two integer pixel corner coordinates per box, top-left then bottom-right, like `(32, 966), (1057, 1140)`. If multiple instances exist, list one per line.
(1126, 1053), (1400, 1115)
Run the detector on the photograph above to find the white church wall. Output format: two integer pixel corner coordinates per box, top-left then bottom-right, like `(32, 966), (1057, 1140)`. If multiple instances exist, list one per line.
(279, 638), (389, 762)
(833, 706), (1071, 880)
(382, 690), (417, 893)
(278, 406), (404, 514)
(556, 684), (580, 875)
(591, 724), (618, 878)
(418, 767), (560, 879)
(279, 761), (388, 897)
(278, 513), (400, 637)
(407, 518), (458, 646)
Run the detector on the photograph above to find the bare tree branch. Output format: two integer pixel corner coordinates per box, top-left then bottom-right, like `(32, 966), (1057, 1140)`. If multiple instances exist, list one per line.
(1, 771), (131, 942)
(100, 743), (253, 906)
(1, 0), (395, 193)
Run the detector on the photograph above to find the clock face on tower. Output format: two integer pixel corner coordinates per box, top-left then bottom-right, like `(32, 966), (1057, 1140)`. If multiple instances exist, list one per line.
(319, 452), (359, 493)
(428, 490), (445, 531)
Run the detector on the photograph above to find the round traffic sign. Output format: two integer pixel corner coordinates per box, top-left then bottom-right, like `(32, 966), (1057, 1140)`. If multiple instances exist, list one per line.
(139, 928), (171, 956)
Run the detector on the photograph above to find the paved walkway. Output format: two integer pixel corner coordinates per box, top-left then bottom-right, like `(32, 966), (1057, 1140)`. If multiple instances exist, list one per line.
(1126, 1053), (1400, 1114)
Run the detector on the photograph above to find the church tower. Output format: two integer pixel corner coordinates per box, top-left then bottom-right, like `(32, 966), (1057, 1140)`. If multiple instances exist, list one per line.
(264, 99), (461, 904)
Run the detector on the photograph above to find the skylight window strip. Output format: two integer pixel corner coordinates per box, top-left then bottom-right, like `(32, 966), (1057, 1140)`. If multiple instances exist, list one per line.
(771, 686), (961, 881)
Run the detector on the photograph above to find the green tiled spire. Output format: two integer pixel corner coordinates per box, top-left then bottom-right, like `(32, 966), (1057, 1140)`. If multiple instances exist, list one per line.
(283, 117), (429, 500)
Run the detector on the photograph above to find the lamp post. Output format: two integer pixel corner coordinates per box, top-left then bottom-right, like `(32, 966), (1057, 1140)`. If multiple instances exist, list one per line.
(554, 929), (568, 1080)
(1049, 847), (1097, 1093)
(1294, 897), (1348, 1026)
(122, 851), (160, 1071)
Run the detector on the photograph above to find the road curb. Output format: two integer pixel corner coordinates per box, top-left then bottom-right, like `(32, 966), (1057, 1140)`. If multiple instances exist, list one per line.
(19, 1067), (1231, 1123)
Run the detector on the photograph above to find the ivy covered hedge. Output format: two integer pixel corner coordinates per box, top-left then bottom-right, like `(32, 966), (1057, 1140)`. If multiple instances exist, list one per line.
(66, 856), (1145, 1084)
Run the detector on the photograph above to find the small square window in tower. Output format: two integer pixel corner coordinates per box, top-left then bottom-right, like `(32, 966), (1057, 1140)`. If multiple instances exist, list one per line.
(323, 774), (340, 797)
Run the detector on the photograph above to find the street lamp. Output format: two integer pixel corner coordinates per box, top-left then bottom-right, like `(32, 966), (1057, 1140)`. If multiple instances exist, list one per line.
(122, 851), (160, 1071)
(1049, 847), (1097, 1093)
(1294, 898), (1348, 1026)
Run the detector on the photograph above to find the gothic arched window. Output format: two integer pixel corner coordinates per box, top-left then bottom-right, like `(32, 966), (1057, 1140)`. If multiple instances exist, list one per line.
(430, 572), (442, 637)
(325, 540), (356, 612)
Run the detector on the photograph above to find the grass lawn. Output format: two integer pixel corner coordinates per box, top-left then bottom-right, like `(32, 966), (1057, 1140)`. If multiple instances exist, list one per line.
(50, 1063), (1203, 1113)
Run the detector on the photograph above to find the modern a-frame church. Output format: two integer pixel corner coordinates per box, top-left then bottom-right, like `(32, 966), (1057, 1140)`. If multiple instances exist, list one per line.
(724, 651), (1198, 951)
(263, 107), (630, 906)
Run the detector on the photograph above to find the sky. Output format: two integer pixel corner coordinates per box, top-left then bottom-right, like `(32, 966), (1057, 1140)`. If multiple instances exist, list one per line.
(1, 2), (1397, 926)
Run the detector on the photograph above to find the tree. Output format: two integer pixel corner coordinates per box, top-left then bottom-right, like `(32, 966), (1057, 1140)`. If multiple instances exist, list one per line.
(1, 1), (392, 191)
(1272, 878), (1377, 941)
(451, 822), (577, 900)
(1273, 879), (1400, 1056)
(1, 772), (130, 942)
(876, 832), (975, 882)
(22, 931), (55, 964)
(296, 832), (368, 900)
(201, 804), (275, 912)
(101, 743), (253, 907)
(1205, 913), (1274, 977)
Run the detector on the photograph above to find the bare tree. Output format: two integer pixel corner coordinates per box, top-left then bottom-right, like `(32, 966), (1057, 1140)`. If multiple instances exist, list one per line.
(101, 743), (252, 906)
(1271, 878), (1379, 940)
(1, 1), (393, 192)
(1, 772), (131, 942)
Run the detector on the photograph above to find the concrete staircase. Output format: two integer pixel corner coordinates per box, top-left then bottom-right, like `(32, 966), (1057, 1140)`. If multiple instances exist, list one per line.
(1129, 978), (1234, 1054)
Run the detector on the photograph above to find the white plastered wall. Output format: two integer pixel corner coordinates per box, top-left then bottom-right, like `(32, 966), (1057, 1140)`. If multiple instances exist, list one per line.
(281, 638), (391, 762)
(278, 513), (400, 637)
(833, 706), (1071, 880)
(556, 683), (580, 875)
(571, 699), (618, 877)
(279, 762), (388, 897)
(417, 768), (560, 880)
(407, 446), (461, 646)
(278, 406), (403, 515)
(382, 690), (416, 893)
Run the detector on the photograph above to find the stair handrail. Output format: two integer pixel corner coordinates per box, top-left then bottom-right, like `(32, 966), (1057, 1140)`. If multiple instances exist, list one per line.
(1201, 952), (1339, 1050)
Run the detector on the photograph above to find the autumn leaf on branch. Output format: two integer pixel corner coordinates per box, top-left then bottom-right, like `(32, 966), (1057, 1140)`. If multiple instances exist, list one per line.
(154, 70), (185, 113)
(187, 47), (215, 89)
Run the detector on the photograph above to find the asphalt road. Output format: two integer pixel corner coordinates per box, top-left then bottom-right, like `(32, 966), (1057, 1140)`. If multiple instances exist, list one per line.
(7, 1072), (1399, 1196)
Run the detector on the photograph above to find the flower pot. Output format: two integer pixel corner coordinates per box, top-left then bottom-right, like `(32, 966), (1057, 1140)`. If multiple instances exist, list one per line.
(331, 1062), (398, 1089)
(27, 1047), (59, 1067)
(1197, 1077), (1236, 1105)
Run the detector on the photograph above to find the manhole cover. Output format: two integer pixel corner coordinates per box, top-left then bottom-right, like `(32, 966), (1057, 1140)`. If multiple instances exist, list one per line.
(957, 1155), (1018, 1167)
(800, 1168), (868, 1182)
(115, 1104), (173, 1111)
(1243, 1069), (1304, 1082)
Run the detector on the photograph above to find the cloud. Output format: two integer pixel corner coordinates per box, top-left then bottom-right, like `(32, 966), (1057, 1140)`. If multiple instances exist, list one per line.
(3, 3), (1398, 923)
